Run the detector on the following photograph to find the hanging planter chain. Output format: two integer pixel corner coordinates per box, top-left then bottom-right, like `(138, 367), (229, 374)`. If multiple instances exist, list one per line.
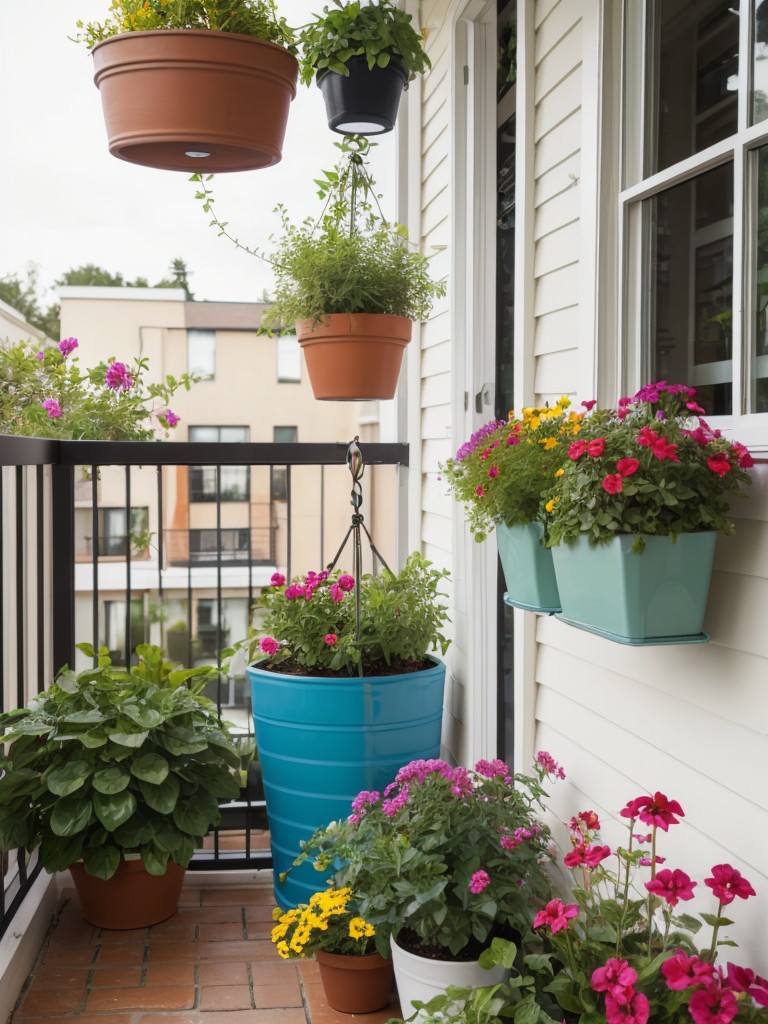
(326, 438), (392, 643)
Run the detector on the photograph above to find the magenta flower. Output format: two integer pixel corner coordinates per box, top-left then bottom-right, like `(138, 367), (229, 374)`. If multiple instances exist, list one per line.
(568, 440), (588, 460)
(284, 584), (301, 600)
(569, 810), (600, 832)
(488, 465), (499, 478)
(338, 574), (355, 591)
(105, 361), (134, 390)
(602, 473), (623, 495)
(661, 951), (715, 991)
(270, 572), (286, 587)
(645, 868), (696, 906)
(324, 633), (338, 646)
(731, 441), (754, 468)
(259, 636), (279, 656)
(616, 457), (640, 477)
(636, 426), (679, 462)
(633, 791), (684, 831)
(704, 864), (756, 905)
(164, 409), (180, 428)
(604, 990), (650, 1024)
(706, 453), (731, 477)
(469, 870), (491, 894)
(725, 963), (755, 993)
(41, 398), (62, 419)
(591, 958), (638, 1002)
(474, 758), (511, 783)
(535, 750), (566, 779)
(330, 583), (344, 603)
(587, 437), (605, 457)
(58, 337), (79, 357)
(688, 982), (738, 1024)
(533, 898), (578, 934)
(382, 786), (410, 817)
(582, 399), (597, 410)
(475, 485), (485, 497)
(35, 349), (45, 360)
(564, 842), (611, 868)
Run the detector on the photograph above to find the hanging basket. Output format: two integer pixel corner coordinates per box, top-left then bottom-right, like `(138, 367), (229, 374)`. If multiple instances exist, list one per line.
(296, 312), (412, 400)
(91, 30), (299, 172)
(317, 56), (408, 135)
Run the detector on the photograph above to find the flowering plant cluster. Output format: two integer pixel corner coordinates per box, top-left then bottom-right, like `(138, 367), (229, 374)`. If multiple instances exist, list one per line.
(0, 337), (194, 440)
(271, 886), (376, 959)
(526, 786), (767, 1023)
(440, 398), (586, 542)
(286, 752), (565, 960)
(544, 382), (754, 550)
(245, 551), (451, 677)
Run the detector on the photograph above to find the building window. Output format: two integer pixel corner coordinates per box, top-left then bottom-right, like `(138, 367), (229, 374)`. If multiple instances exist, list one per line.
(188, 425), (250, 502)
(96, 507), (149, 557)
(189, 528), (251, 563)
(104, 598), (146, 662)
(188, 329), (216, 380)
(623, 0), (768, 420)
(277, 333), (301, 382)
(271, 425), (297, 502)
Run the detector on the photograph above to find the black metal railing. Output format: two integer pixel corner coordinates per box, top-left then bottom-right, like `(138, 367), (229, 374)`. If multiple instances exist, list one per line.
(0, 436), (407, 937)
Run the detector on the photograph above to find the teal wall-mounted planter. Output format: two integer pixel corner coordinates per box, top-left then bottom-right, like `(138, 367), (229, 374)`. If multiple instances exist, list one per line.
(551, 532), (717, 644)
(247, 657), (445, 909)
(497, 522), (561, 613)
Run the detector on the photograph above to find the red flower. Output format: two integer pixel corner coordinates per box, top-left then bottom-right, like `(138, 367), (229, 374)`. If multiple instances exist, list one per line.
(569, 809), (600, 833)
(488, 465), (499, 478)
(602, 474), (623, 494)
(706, 453), (731, 477)
(633, 791), (684, 831)
(533, 898), (578, 934)
(645, 868), (697, 906)
(616, 457), (640, 477)
(731, 441), (754, 468)
(636, 426), (679, 461)
(705, 864), (756, 905)
(568, 440), (588, 460)
(582, 399), (597, 410)
(587, 437), (605, 457)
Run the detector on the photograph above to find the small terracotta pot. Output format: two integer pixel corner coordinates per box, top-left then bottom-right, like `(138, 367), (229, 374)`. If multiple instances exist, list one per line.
(295, 312), (413, 400)
(69, 859), (185, 930)
(91, 30), (299, 173)
(314, 950), (394, 1013)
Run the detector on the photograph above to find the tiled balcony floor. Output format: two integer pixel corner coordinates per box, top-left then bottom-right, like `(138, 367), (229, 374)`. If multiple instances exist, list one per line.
(9, 876), (402, 1024)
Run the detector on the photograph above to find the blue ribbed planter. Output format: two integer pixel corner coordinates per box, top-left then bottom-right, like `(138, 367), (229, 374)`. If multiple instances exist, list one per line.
(551, 532), (716, 644)
(497, 522), (561, 614)
(247, 657), (446, 909)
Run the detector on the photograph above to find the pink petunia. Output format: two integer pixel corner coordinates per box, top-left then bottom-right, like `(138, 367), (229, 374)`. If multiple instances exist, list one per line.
(41, 398), (62, 419)
(164, 409), (180, 428)
(587, 437), (605, 457)
(569, 810), (600, 833)
(688, 982), (738, 1024)
(632, 792), (685, 831)
(488, 465), (499, 478)
(469, 870), (491, 894)
(270, 572), (286, 587)
(582, 399), (597, 410)
(706, 453), (731, 477)
(602, 474), (623, 494)
(731, 441), (754, 469)
(591, 958), (637, 1002)
(636, 426), (679, 462)
(338, 574), (355, 591)
(705, 864), (756, 905)
(475, 485), (486, 497)
(58, 337), (79, 357)
(533, 898), (578, 934)
(661, 950), (716, 991)
(259, 636), (279, 656)
(568, 440), (588, 460)
(604, 991), (650, 1024)
(616, 457), (640, 477)
(645, 868), (697, 906)
(323, 634), (338, 646)
(105, 361), (134, 391)
(330, 583), (344, 603)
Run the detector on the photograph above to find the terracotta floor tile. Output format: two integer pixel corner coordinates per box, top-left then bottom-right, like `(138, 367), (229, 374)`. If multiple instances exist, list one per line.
(29, 966), (90, 989)
(198, 922), (245, 942)
(94, 943), (148, 966)
(147, 939), (269, 963)
(145, 922), (198, 944)
(143, 963), (196, 987)
(177, 888), (203, 906)
(40, 947), (97, 968)
(85, 986), (196, 1013)
(201, 886), (273, 906)
(19, 988), (85, 1017)
(97, 928), (149, 945)
(16, 1017), (132, 1024)
(254, 981), (303, 1008)
(173, 905), (242, 924)
(138, 1016), (201, 1024)
(197, 962), (249, 987)
(250, 958), (302, 984)
(198, 1012), (307, 1024)
(199, 985), (253, 1011)
(87, 966), (143, 987)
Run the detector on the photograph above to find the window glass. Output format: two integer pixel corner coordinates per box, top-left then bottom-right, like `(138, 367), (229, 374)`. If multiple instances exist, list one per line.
(187, 329), (216, 379)
(188, 426), (250, 502)
(754, 0), (768, 123)
(271, 426), (297, 502)
(753, 145), (768, 409)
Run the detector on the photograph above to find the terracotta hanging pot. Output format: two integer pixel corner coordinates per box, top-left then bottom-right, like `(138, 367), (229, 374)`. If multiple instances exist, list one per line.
(69, 858), (186, 929)
(90, 30), (299, 173)
(314, 950), (394, 1013)
(295, 312), (413, 400)
(317, 56), (408, 135)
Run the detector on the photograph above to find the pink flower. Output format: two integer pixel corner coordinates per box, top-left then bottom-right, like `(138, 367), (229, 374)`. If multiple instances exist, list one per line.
(602, 474), (623, 494)
(633, 791), (685, 831)
(324, 633), (338, 646)
(661, 951), (716, 990)
(338, 574), (355, 591)
(604, 991), (650, 1024)
(475, 758), (512, 783)
(564, 842), (611, 868)
(688, 983), (738, 1024)
(58, 337), (78, 357)
(645, 868), (697, 906)
(706, 453), (731, 477)
(731, 442), (754, 469)
(686, 401), (706, 415)
(284, 584), (301, 599)
(164, 409), (180, 428)
(569, 810), (600, 832)
(536, 750), (566, 779)
(105, 361), (133, 390)
(616, 457), (640, 477)
(382, 786), (410, 817)
(35, 349), (45, 359)
(41, 398), (62, 419)
(488, 465), (499, 478)
(475, 485), (485, 497)
(259, 636), (279, 656)
(591, 958), (638, 1002)
(568, 440), (588, 460)
(725, 963), (755, 993)
(270, 572), (286, 586)
(587, 437), (605, 457)
(750, 976), (768, 1007)
(533, 898), (578, 934)
(330, 583), (344, 603)
(582, 399), (597, 410)
(705, 864), (756, 905)
(469, 870), (491, 894)
(636, 426), (679, 461)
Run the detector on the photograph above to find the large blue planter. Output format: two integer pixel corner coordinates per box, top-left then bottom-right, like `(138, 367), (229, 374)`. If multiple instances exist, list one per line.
(497, 522), (561, 613)
(551, 532), (716, 644)
(247, 657), (446, 909)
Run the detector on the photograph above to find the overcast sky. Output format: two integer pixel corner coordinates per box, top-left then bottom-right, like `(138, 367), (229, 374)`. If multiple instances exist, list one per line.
(0, 1), (396, 306)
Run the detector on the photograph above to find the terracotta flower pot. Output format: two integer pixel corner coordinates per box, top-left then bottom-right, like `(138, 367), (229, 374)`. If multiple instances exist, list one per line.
(295, 312), (413, 400)
(314, 950), (394, 1013)
(91, 30), (299, 173)
(69, 858), (186, 929)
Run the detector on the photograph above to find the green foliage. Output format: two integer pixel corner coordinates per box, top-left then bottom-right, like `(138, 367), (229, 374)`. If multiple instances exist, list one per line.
(74, 0), (295, 49)
(0, 337), (195, 440)
(242, 551), (451, 676)
(544, 383), (754, 549)
(288, 758), (559, 960)
(0, 644), (240, 879)
(440, 398), (585, 542)
(0, 267), (60, 339)
(297, 0), (430, 87)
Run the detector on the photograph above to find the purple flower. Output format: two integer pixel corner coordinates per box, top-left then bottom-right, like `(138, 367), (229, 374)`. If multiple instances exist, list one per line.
(35, 350), (45, 360)
(338, 574), (355, 592)
(41, 398), (62, 419)
(58, 337), (79, 358)
(164, 409), (180, 428)
(105, 361), (134, 391)
(284, 584), (301, 600)
(469, 870), (491, 894)
(382, 786), (410, 817)
(453, 420), (506, 461)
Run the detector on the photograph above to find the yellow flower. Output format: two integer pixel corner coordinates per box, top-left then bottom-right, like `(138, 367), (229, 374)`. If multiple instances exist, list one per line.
(540, 437), (558, 450)
(555, 468), (565, 478)
(348, 916), (375, 940)
(545, 498), (558, 512)
(276, 940), (291, 960)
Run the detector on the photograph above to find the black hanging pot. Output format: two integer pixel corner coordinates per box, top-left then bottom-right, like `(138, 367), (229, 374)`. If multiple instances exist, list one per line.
(317, 55), (408, 135)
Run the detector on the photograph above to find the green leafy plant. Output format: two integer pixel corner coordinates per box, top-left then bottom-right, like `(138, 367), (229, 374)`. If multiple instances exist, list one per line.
(240, 551), (451, 677)
(74, 0), (295, 49)
(296, 0), (430, 87)
(544, 382), (754, 550)
(0, 644), (241, 879)
(192, 135), (445, 329)
(440, 397), (586, 543)
(271, 886), (377, 959)
(287, 753), (563, 960)
(0, 336), (194, 440)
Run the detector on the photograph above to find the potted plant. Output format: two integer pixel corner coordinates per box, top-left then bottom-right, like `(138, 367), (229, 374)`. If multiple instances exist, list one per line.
(239, 551), (451, 908)
(0, 643), (241, 929)
(297, 0), (431, 135)
(440, 398), (586, 613)
(271, 885), (394, 1013)
(73, 0), (298, 173)
(287, 752), (564, 1016)
(543, 382), (754, 643)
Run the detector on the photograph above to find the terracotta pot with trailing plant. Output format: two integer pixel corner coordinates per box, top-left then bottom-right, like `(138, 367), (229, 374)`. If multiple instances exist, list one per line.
(74, 0), (299, 173)
(0, 644), (240, 929)
(297, 0), (431, 136)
